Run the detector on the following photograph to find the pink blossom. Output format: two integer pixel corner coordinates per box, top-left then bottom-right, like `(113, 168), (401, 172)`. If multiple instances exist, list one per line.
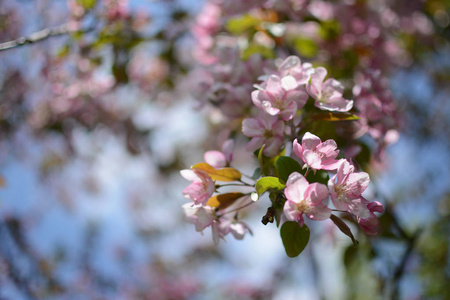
(218, 216), (253, 240)
(180, 169), (215, 205)
(293, 132), (341, 171)
(277, 56), (314, 85)
(182, 203), (216, 233)
(204, 139), (234, 168)
(306, 67), (353, 112)
(182, 202), (224, 244)
(242, 113), (285, 157)
(283, 172), (331, 227)
(308, 1), (334, 20)
(182, 203), (252, 244)
(357, 200), (384, 235)
(328, 160), (370, 218)
(252, 75), (308, 121)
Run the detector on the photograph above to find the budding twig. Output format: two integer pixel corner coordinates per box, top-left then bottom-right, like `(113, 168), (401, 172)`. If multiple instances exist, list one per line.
(0, 23), (92, 52)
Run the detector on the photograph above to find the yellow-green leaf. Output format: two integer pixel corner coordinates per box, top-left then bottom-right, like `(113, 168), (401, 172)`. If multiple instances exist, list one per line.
(310, 112), (360, 122)
(255, 176), (285, 196)
(206, 192), (245, 210)
(225, 14), (259, 35)
(192, 163), (241, 182)
(294, 37), (318, 58)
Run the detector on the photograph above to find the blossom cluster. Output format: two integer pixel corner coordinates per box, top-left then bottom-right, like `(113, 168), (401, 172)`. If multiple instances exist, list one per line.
(181, 130), (384, 248)
(243, 56), (353, 157)
(181, 141), (253, 244)
(182, 49), (388, 253)
(288, 133), (383, 235)
(180, 0), (407, 255)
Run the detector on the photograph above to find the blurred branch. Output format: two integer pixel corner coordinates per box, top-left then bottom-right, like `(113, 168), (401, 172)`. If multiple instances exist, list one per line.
(0, 23), (93, 52)
(392, 227), (422, 299)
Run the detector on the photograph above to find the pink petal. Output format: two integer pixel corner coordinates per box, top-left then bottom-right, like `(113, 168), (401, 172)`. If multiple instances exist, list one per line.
(222, 139), (234, 162)
(302, 132), (321, 150)
(262, 101), (281, 115)
(346, 172), (370, 198)
(306, 204), (331, 221)
(326, 78), (344, 95)
(305, 182), (329, 204)
(367, 201), (384, 213)
(180, 169), (200, 182)
(316, 139), (338, 158)
(303, 150), (322, 169)
(347, 198), (371, 219)
(285, 172), (309, 202)
(204, 150), (226, 168)
(293, 139), (305, 162)
(281, 75), (298, 90)
(279, 56), (301, 73)
(330, 194), (350, 211)
(286, 90), (308, 107)
(280, 101), (297, 121)
(246, 137), (265, 153)
(242, 118), (263, 137)
(310, 67), (327, 94)
(283, 200), (302, 222)
(251, 90), (263, 109)
(326, 96), (354, 112)
(262, 137), (283, 157)
(266, 75), (285, 100)
(272, 119), (285, 136)
(321, 159), (342, 171)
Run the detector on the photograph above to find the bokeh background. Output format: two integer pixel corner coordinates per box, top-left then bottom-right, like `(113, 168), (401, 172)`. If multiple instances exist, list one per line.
(0, 0), (449, 299)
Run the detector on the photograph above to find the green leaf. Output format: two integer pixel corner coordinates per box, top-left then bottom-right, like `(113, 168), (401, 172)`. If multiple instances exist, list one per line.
(280, 221), (310, 257)
(242, 44), (275, 60)
(310, 112), (360, 122)
(192, 163), (242, 182)
(255, 176), (286, 196)
(225, 14), (259, 35)
(206, 192), (245, 210)
(257, 145), (265, 170)
(319, 20), (341, 40)
(76, 0), (96, 9)
(258, 146), (286, 177)
(293, 37), (318, 58)
(275, 156), (302, 183)
(343, 244), (358, 269)
(330, 214), (359, 246)
(305, 169), (329, 185)
(57, 44), (70, 58)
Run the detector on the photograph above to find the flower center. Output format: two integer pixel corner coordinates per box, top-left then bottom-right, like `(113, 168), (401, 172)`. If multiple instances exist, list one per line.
(296, 200), (310, 213)
(335, 184), (350, 202)
(263, 129), (274, 139)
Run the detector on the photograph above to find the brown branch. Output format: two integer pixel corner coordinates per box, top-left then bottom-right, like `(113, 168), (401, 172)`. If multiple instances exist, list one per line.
(0, 23), (91, 52)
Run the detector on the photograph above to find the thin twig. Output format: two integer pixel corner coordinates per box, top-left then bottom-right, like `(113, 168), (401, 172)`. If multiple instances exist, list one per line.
(0, 23), (91, 52)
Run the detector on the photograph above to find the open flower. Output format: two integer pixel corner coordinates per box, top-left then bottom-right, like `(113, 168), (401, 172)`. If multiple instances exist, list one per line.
(183, 203), (216, 232)
(218, 216), (253, 240)
(328, 160), (370, 218)
(180, 169), (215, 205)
(293, 132), (341, 171)
(242, 113), (285, 157)
(252, 75), (308, 121)
(306, 67), (353, 111)
(182, 203), (252, 244)
(283, 172), (331, 227)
